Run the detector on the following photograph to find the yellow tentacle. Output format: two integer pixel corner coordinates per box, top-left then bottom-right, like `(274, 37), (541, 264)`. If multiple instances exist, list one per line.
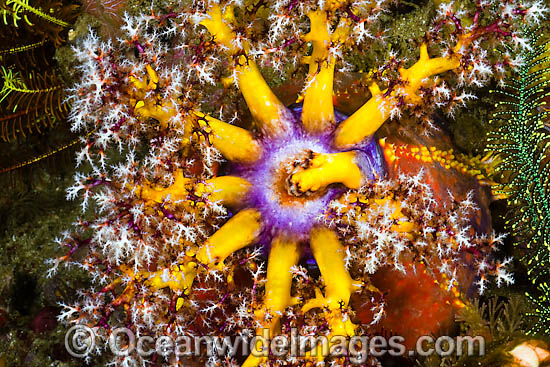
(308, 227), (361, 310)
(195, 209), (262, 267)
(135, 169), (192, 202)
(243, 235), (300, 367)
(334, 36), (470, 149)
(302, 12), (350, 133)
(301, 11), (335, 133)
(194, 111), (262, 163)
(303, 227), (363, 361)
(133, 171), (251, 208)
(145, 262), (198, 295)
(289, 151), (363, 193)
(194, 176), (252, 208)
(200, 5), (291, 136)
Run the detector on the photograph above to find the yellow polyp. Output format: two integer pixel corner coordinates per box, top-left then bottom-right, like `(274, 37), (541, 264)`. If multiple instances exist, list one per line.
(134, 98), (178, 127)
(136, 169), (191, 203)
(196, 209), (262, 267)
(128, 65), (197, 145)
(243, 236), (300, 367)
(145, 64), (159, 89)
(194, 111), (262, 163)
(200, 5), (238, 52)
(134, 100), (145, 110)
(307, 227), (361, 310)
(128, 65), (195, 140)
(200, 4), (290, 136)
(129, 71), (178, 127)
(334, 40), (466, 149)
(333, 81), (390, 149)
(129, 75), (148, 92)
(302, 227), (362, 361)
(195, 176), (251, 207)
(290, 151), (363, 192)
(301, 10), (336, 133)
(175, 297), (185, 311)
(235, 60), (290, 136)
(145, 262), (198, 293)
(373, 198), (415, 233)
(398, 43), (460, 99)
(221, 75), (234, 87)
(129, 64), (158, 97)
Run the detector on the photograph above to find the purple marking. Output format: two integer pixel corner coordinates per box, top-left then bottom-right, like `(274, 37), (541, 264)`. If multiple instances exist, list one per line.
(231, 103), (385, 241)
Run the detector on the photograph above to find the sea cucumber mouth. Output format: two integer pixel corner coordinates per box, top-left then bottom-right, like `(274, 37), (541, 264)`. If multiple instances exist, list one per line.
(230, 104), (386, 238)
(241, 132), (339, 237)
(281, 149), (325, 199)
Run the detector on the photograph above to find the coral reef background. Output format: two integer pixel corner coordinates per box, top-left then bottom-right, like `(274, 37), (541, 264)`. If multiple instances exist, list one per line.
(0, 0), (550, 366)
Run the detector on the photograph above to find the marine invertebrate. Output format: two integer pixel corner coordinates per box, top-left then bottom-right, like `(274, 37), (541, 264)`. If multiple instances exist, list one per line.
(527, 282), (550, 335)
(52, 1), (543, 366)
(420, 296), (549, 367)
(487, 29), (550, 284)
(486, 28), (550, 336)
(0, 0), (79, 179)
(0, 66), (67, 140)
(1, 0), (78, 46)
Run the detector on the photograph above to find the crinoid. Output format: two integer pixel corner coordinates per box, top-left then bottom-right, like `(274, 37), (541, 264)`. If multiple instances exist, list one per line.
(486, 28), (550, 336)
(0, 0), (78, 46)
(0, 0), (79, 180)
(487, 28), (550, 283)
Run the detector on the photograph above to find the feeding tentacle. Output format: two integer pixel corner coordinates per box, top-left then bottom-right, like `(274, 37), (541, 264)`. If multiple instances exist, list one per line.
(133, 169), (191, 202)
(301, 11), (349, 133)
(200, 5), (291, 136)
(133, 170), (251, 208)
(194, 111), (262, 163)
(243, 235), (300, 367)
(194, 176), (252, 208)
(195, 208), (262, 268)
(302, 227), (364, 360)
(334, 37), (470, 149)
(288, 151), (364, 194)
